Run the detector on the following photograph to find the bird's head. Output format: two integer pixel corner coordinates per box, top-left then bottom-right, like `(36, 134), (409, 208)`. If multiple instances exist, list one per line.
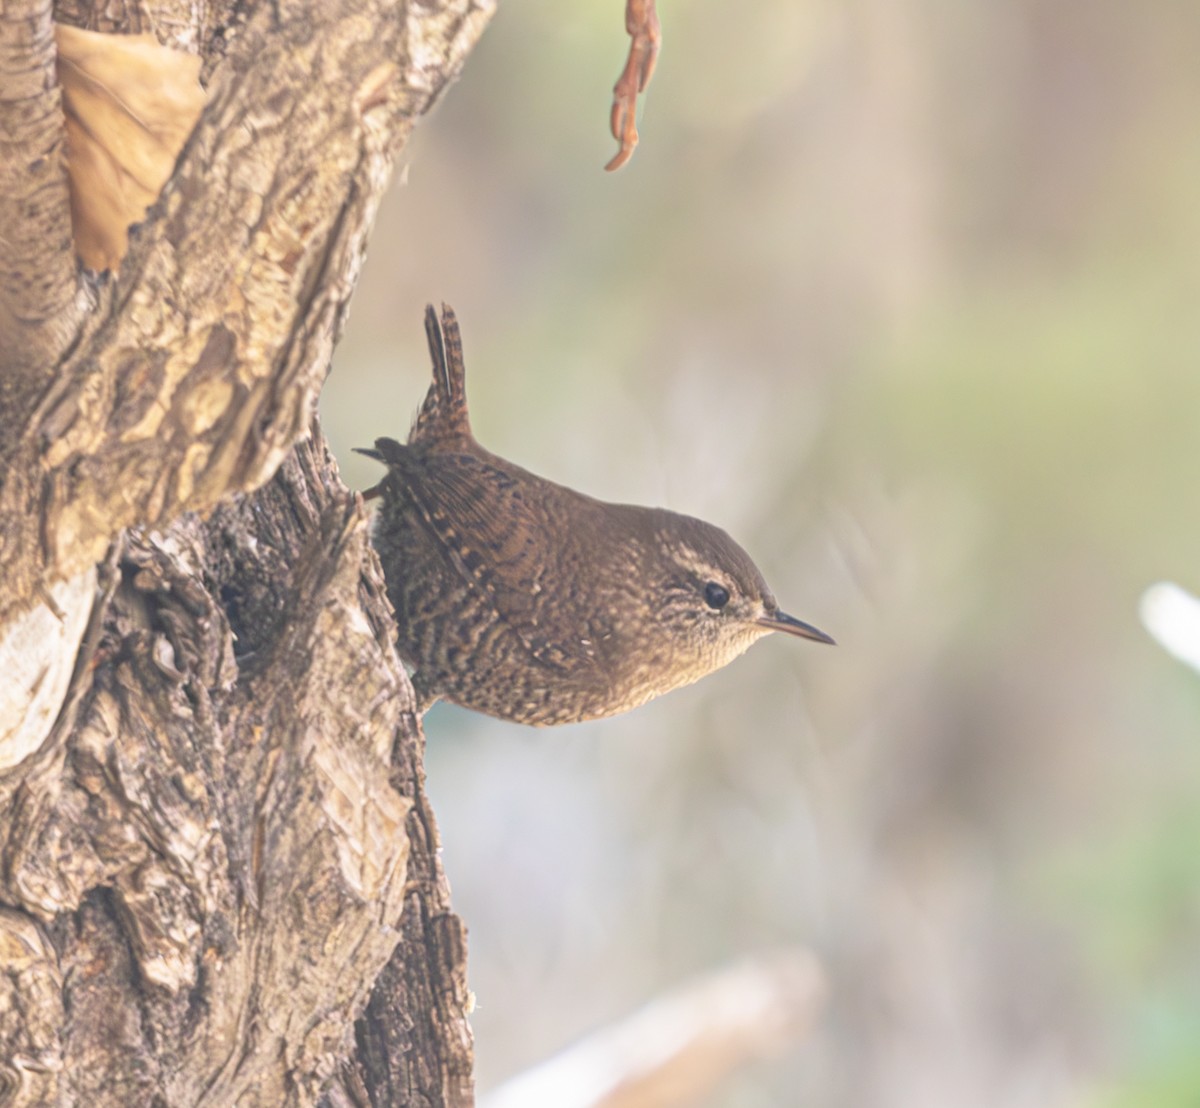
(634, 509), (833, 691)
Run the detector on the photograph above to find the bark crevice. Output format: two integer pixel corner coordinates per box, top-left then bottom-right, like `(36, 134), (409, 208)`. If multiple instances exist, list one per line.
(0, 1), (492, 1102)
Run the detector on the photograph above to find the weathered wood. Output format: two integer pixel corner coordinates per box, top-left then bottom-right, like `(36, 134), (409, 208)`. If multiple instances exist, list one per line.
(0, 0), (493, 622)
(0, 0), (85, 414)
(0, 1), (492, 1103)
(0, 429), (474, 1106)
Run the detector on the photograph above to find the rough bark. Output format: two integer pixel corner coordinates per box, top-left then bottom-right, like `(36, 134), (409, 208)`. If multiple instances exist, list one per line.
(0, 0), (492, 1104)
(0, 0), (492, 620)
(2, 432), (474, 1105)
(0, 0), (84, 411)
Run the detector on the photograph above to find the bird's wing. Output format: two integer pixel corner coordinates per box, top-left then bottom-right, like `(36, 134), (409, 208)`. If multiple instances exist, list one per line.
(382, 445), (606, 676)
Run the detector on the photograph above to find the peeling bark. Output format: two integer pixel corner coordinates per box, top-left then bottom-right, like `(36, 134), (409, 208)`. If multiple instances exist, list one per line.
(0, 0), (493, 621)
(0, 0), (491, 1103)
(0, 0), (85, 413)
(1, 430), (474, 1106)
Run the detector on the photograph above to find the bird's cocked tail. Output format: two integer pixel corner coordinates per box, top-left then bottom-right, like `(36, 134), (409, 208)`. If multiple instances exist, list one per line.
(411, 303), (471, 444)
(355, 303), (471, 500)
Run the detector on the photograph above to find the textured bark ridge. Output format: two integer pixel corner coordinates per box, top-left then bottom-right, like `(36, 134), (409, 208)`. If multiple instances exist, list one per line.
(0, 0), (493, 622)
(0, 430), (473, 1106)
(0, 0), (490, 1103)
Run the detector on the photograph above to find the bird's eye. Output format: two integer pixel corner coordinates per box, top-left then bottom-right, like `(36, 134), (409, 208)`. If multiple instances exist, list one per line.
(704, 582), (730, 610)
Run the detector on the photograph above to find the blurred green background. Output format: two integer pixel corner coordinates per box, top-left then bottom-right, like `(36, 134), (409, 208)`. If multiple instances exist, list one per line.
(320, 0), (1200, 1103)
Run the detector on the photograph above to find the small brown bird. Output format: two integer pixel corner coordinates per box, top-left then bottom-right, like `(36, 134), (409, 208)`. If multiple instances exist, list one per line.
(358, 305), (833, 726)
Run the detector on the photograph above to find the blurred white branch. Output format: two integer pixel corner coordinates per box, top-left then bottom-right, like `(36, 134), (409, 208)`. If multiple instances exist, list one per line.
(481, 950), (826, 1108)
(1140, 582), (1200, 674)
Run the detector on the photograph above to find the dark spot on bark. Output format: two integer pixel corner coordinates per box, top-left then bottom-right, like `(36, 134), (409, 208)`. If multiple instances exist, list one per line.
(196, 325), (236, 376)
(111, 350), (169, 434)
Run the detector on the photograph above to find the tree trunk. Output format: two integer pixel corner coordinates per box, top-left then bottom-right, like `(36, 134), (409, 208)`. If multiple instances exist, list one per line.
(0, 0), (492, 1103)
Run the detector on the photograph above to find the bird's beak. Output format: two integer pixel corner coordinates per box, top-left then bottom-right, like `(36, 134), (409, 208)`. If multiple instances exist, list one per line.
(757, 610), (836, 645)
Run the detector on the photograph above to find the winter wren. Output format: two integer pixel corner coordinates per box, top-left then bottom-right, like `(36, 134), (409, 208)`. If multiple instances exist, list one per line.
(357, 305), (833, 726)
